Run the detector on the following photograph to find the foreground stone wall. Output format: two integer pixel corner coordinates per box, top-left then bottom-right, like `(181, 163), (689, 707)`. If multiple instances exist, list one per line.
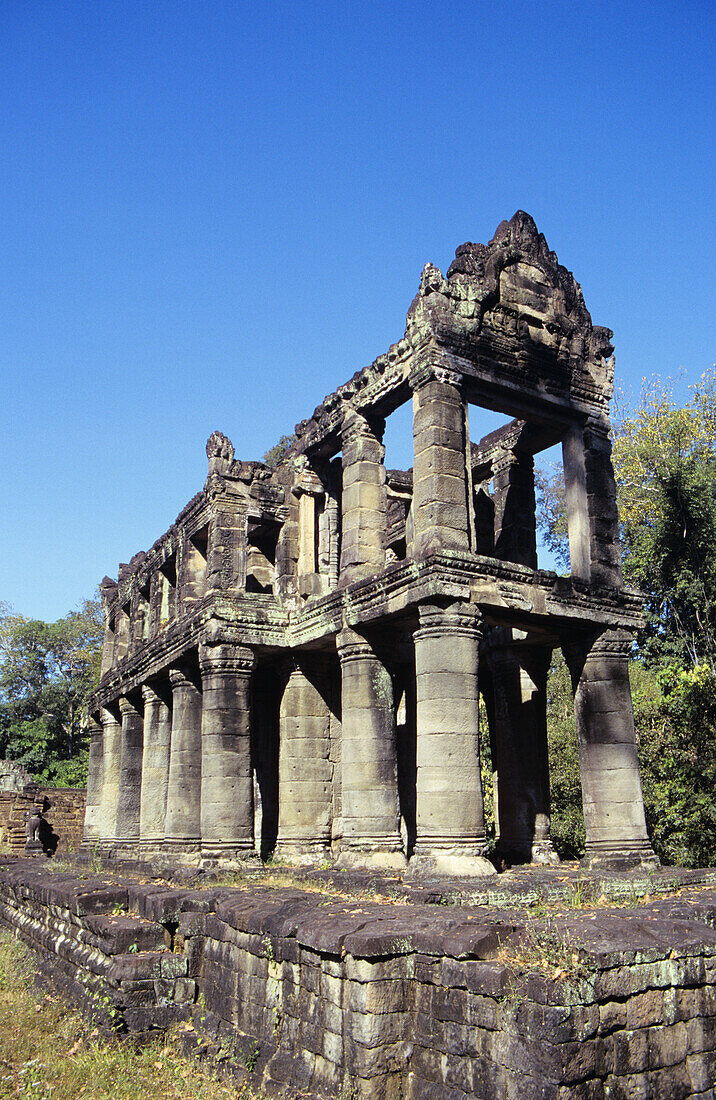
(0, 861), (715, 1098)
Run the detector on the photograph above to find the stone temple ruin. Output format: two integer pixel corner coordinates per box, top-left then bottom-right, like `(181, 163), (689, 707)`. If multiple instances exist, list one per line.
(83, 211), (657, 876)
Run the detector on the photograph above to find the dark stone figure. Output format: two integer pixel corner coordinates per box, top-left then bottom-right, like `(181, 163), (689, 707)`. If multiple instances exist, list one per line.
(25, 808), (43, 854)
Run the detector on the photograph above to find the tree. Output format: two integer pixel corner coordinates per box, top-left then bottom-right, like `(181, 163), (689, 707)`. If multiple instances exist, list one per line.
(613, 372), (716, 668)
(262, 433), (295, 468)
(0, 597), (103, 786)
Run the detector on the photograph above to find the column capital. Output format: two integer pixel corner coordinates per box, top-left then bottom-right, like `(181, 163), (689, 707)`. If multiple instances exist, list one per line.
(492, 448), (521, 477)
(340, 407), (385, 448)
(562, 628), (633, 675)
(100, 704), (120, 725)
(584, 629), (633, 662)
(168, 667), (197, 690)
(336, 628), (374, 664)
(415, 601), (483, 640)
(199, 642), (256, 675)
(141, 683), (161, 705)
(118, 695), (141, 717)
(408, 362), (463, 392)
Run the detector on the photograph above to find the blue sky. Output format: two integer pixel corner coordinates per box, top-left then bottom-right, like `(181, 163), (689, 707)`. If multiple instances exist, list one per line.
(1, 0), (714, 620)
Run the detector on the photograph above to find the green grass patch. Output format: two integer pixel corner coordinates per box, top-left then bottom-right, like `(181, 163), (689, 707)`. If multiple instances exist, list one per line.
(0, 932), (264, 1099)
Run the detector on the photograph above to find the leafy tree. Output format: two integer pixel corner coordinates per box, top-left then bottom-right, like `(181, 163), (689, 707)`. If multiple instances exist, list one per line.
(635, 661), (716, 867)
(0, 597), (103, 786)
(535, 466), (570, 572)
(545, 653), (716, 867)
(262, 433), (295, 468)
(613, 372), (716, 668)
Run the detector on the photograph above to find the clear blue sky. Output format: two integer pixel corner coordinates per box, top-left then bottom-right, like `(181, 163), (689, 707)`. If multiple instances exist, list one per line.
(1, 0), (714, 620)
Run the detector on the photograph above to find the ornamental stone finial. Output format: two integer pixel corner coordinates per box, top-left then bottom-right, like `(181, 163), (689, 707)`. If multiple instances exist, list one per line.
(206, 431), (235, 475)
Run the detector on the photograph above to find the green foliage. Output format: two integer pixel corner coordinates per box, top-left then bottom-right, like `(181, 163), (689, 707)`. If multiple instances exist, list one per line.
(0, 596), (103, 786)
(545, 653), (585, 860)
(534, 373), (716, 866)
(635, 662), (716, 867)
(536, 370), (716, 667)
(613, 372), (716, 668)
(262, 433), (295, 467)
(534, 465), (570, 572)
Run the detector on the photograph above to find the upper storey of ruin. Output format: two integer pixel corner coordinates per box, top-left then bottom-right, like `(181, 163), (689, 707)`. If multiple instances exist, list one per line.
(285, 209), (615, 461)
(98, 213), (629, 683)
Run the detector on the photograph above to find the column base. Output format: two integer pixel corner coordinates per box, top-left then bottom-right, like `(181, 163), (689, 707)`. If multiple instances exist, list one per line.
(273, 839), (332, 866)
(200, 841), (260, 866)
(531, 839), (561, 866)
(134, 840), (167, 861)
(95, 840), (118, 858)
(336, 839), (407, 872)
(161, 838), (202, 861)
(582, 840), (660, 873)
(496, 838), (561, 867)
(407, 847), (496, 879)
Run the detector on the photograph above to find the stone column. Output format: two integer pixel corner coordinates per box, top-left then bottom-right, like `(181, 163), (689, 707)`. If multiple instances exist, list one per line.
(276, 657), (333, 861)
(583, 416), (623, 587)
(339, 410), (388, 583)
(336, 628), (404, 869)
(115, 695), (143, 844)
(164, 666), (202, 851)
(563, 416), (623, 587)
(564, 630), (658, 870)
(180, 534), (208, 612)
(492, 450), (538, 568)
(100, 623), (116, 676)
(411, 602), (493, 876)
(98, 706), (122, 847)
(199, 643), (256, 859)
(410, 364), (471, 555)
(562, 420), (590, 582)
(485, 634), (558, 865)
(139, 682), (172, 849)
(81, 715), (104, 846)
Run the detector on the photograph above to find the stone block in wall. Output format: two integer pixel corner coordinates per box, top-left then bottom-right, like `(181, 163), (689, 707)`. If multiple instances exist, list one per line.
(687, 1050), (716, 1093)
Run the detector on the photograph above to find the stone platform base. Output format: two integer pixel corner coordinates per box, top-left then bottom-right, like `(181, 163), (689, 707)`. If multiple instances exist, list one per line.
(1, 857), (716, 1099)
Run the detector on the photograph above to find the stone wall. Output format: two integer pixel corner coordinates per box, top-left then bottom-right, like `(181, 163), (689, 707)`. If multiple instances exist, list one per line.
(0, 861), (715, 1098)
(0, 789), (86, 855)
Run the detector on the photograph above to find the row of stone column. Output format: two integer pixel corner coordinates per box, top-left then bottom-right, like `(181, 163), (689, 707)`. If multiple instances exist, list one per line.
(84, 611), (655, 871)
(84, 643), (257, 858)
(334, 607), (655, 873)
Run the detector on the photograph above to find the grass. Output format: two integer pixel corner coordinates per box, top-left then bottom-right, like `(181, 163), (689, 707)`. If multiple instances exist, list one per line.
(0, 933), (265, 1100)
